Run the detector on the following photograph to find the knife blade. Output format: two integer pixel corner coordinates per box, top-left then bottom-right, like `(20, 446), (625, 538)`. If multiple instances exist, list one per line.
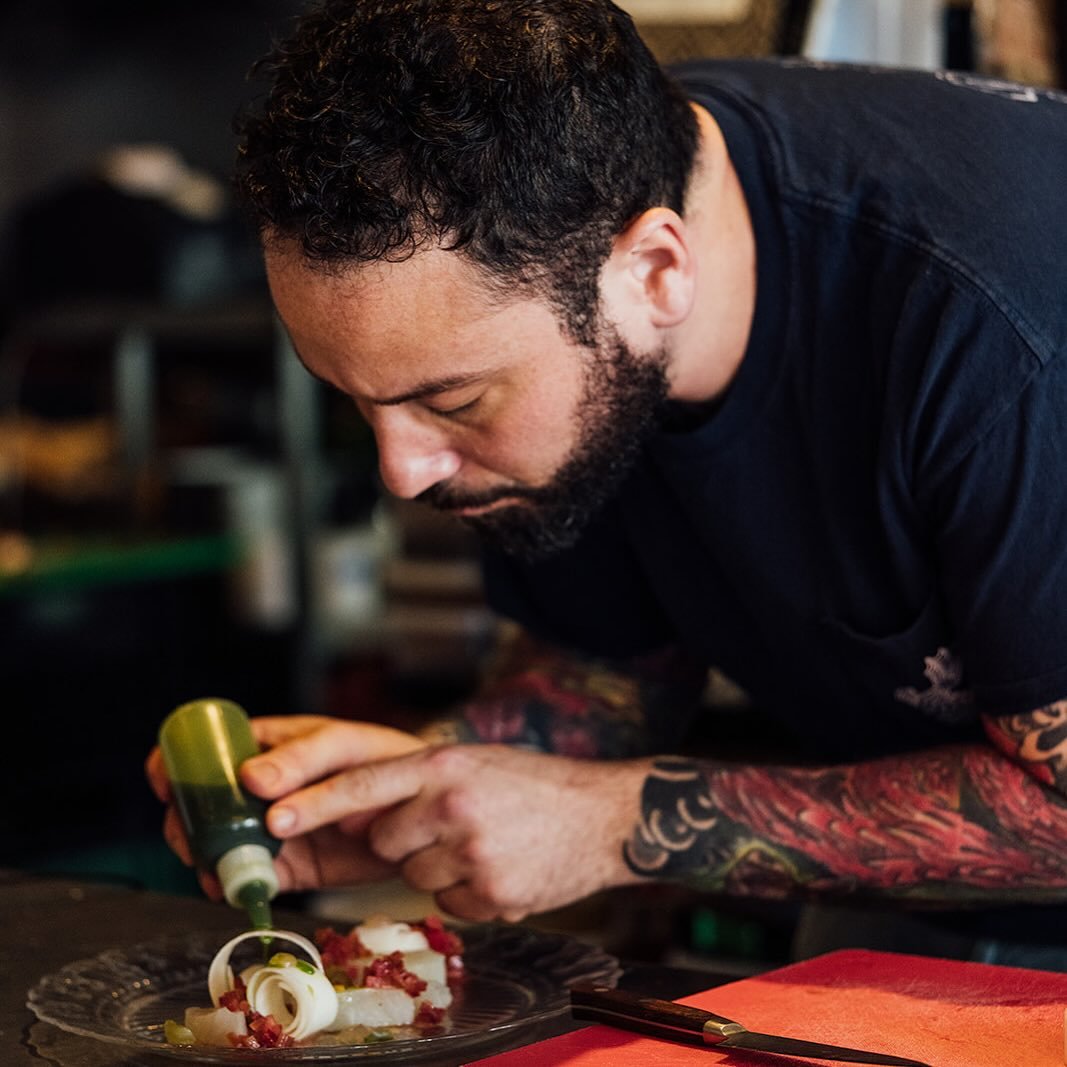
(570, 984), (932, 1066)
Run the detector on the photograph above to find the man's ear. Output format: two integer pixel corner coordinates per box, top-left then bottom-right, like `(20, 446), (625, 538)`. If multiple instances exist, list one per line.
(601, 207), (697, 331)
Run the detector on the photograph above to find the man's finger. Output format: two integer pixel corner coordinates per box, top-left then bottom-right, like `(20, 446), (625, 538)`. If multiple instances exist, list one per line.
(401, 844), (464, 893)
(163, 806), (194, 866)
(336, 811), (381, 836)
(316, 833), (398, 888)
(198, 868), (223, 902)
(145, 746), (172, 803)
(271, 828), (398, 893)
(249, 715), (336, 749)
(434, 883), (527, 924)
(243, 720), (427, 799)
(367, 792), (442, 863)
(264, 748), (431, 838)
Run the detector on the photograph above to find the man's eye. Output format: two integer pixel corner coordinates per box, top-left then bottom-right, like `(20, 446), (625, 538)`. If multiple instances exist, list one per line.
(431, 396), (480, 417)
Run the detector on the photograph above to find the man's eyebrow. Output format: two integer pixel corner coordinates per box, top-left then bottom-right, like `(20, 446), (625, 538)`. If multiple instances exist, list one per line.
(368, 372), (489, 407)
(287, 338), (490, 405)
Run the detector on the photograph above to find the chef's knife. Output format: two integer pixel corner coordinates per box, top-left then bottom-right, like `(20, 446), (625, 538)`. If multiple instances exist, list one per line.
(570, 985), (931, 1066)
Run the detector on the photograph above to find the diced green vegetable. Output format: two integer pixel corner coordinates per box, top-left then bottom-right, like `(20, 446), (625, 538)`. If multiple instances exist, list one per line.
(364, 1029), (396, 1043)
(164, 1019), (196, 1046)
(295, 959), (316, 974)
(268, 951), (298, 968)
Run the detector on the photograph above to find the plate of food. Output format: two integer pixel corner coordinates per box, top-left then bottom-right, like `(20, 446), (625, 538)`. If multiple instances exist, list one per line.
(27, 915), (621, 1062)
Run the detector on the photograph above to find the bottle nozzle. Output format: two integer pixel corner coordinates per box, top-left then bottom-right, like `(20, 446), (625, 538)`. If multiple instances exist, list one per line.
(217, 843), (279, 929)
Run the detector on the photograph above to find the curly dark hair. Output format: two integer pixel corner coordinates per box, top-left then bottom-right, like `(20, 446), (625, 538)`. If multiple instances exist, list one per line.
(235, 0), (699, 345)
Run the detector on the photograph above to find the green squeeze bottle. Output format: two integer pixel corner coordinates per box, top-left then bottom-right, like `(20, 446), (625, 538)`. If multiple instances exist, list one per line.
(159, 698), (280, 930)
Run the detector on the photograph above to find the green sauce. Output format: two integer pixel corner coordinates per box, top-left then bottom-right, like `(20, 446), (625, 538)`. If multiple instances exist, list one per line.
(160, 699), (281, 932)
(172, 780), (279, 931)
(171, 781), (280, 870)
(237, 879), (275, 932)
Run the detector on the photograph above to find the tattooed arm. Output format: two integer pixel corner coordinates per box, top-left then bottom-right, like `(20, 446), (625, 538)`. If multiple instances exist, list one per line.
(623, 701), (1067, 903)
(420, 623), (708, 758)
(192, 632), (1067, 916)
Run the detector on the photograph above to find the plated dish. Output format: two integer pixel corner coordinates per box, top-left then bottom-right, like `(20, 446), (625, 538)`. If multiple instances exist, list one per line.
(27, 922), (621, 1062)
(173, 917), (463, 1049)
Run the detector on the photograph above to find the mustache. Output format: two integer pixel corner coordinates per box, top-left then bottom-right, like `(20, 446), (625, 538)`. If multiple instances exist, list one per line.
(416, 482), (547, 511)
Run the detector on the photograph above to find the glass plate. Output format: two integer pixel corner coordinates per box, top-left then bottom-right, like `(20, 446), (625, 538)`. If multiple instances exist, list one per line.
(27, 924), (621, 1062)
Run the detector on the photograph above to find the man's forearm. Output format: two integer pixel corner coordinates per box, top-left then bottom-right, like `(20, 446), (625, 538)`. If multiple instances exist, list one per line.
(421, 631), (705, 758)
(624, 747), (1067, 902)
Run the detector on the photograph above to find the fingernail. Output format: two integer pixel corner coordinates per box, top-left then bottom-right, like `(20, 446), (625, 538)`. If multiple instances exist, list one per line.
(269, 806), (296, 834)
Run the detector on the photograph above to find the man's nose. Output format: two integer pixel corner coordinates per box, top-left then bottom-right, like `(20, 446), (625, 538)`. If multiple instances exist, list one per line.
(373, 412), (462, 499)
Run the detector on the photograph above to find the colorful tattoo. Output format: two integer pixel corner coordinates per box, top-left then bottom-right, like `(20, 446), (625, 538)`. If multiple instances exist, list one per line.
(437, 628), (705, 758)
(982, 701), (1067, 790)
(624, 741), (1067, 901)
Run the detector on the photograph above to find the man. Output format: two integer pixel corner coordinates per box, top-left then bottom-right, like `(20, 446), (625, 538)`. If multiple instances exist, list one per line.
(148, 0), (1067, 955)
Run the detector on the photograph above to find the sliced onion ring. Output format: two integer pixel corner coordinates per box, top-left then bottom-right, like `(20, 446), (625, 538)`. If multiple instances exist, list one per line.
(206, 929), (326, 1008)
(244, 963), (338, 1039)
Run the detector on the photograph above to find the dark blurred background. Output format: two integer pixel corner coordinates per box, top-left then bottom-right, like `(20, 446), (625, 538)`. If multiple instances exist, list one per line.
(0, 0), (483, 890)
(1, 0), (1063, 975)
(0, 0), (296, 889)
(0, 1), (289, 245)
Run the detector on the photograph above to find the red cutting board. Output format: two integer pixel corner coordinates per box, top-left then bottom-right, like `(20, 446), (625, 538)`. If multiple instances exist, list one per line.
(470, 948), (1067, 1066)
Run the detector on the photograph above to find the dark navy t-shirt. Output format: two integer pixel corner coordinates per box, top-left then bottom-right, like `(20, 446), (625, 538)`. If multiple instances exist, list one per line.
(483, 60), (1067, 762)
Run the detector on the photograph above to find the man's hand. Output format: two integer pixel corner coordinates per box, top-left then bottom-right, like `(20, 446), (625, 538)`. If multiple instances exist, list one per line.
(145, 715), (428, 899)
(248, 738), (649, 921)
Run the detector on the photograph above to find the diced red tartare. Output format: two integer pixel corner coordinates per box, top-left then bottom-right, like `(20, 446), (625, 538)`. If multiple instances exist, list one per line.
(220, 978), (295, 1048)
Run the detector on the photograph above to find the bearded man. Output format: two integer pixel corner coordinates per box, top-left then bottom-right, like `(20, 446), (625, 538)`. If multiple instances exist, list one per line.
(149, 0), (1067, 967)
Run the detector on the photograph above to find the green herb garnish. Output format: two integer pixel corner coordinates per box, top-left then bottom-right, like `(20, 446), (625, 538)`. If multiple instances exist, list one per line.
(363, 1029), (396, 1043)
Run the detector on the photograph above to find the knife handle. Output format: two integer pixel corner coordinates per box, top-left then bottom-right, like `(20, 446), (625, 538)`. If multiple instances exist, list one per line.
(570, 984), (745, 1043)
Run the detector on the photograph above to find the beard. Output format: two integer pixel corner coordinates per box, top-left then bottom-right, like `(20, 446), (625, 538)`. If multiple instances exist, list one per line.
(417, 327), (671, 562)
